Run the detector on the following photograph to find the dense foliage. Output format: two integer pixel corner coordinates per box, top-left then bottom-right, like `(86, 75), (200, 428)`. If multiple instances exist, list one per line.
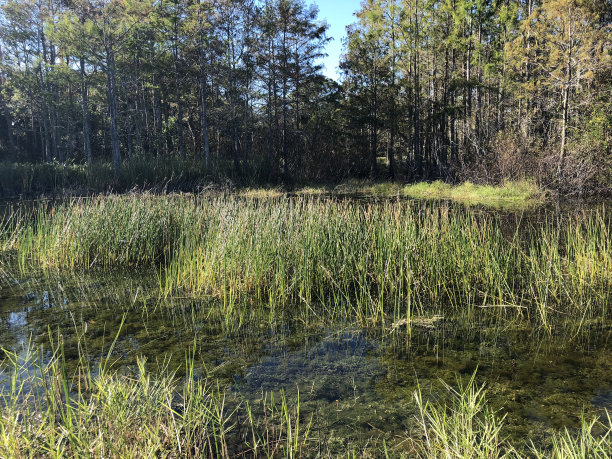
(3, 195), (610, 330)
(0, 0), (610, 193)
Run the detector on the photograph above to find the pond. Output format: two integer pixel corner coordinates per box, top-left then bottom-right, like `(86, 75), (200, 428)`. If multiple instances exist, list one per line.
(0, 196), (610, 456)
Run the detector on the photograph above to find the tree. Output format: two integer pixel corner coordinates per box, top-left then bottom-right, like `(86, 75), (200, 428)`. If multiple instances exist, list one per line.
(511, 0), (611, 178)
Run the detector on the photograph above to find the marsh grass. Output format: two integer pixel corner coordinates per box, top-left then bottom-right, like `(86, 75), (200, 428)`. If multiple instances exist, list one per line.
(534, 412), (612, 458)
(238, 188), (286, 199)
(243, 388), (315, 458)
(414, 373), (513, 458)
(0, 340), (231, 458)
(414, 373), (612, 459)
(1, 195), (609, 330)
(1, 335), (610, 458)
(0, 158), (264, 198)
(318, 179), (543, 208)
(402, 180), (544, 208)
(0, 158), (545, 211)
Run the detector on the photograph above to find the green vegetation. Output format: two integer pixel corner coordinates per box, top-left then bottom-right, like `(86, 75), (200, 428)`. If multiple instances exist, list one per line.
(0, 342), (230, 457)
(414, 373), (612, 459)
(312, 179), (544, 208)
(538, 414), (612, 459)
(2, 195), (609, 330)
(414, 374), (512, 457)
(0, 158), (266, 198)
(0, 159), (544, 210)
(2, 341), (610, 457)
(1, 0), (611, 193)
(402, 181), (544, 208)
(1, 193), (610, 456)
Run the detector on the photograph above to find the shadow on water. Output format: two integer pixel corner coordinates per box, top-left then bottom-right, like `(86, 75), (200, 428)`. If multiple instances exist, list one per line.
(0, 267), (610, 451)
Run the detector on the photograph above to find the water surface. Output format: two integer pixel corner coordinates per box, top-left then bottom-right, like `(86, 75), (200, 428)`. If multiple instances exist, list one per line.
(0, 197), (611, 453)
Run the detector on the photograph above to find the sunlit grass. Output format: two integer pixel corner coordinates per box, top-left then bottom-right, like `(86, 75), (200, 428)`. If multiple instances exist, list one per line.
(0, 340), (230, 457)
(403, 180), (544, 208)
(238, 187), (286, 199)
(1, 195), (609, 331)
(295, 186), (329, 195)
(296, 179), (545, 208)
(414, 373), (513, 458)
(3, 342), (609, 458)
(415, 372), (612, 459)
(534, 412), (612, 458)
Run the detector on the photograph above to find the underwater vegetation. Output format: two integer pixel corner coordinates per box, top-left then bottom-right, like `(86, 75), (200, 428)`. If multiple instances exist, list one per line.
(1, 341), (610, 458)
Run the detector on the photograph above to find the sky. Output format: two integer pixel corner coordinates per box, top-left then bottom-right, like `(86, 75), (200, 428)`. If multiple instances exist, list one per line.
(313, 0), (363, 80)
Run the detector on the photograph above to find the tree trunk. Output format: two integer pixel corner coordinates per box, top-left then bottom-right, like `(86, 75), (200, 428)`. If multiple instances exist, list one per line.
(413, 13), (421, 177)
(199, 37), (210, 169)
(153, 73), (162, 159)
(558, 20), (573, 179)
(80, 56), (93, 167)
(559, 84), (569, 177)
(173, 48), (185, 157)
(105, 46), (121, 174)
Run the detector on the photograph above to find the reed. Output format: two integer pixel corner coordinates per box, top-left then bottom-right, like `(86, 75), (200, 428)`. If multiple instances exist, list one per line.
(243, 388), (314, 458)
(534, 412), (612, 459)
(1, 195), (609, 329)
(0, 341), (230, 457)
(414, 372), (612, 459)
(0, 158), (254, 198)
(1, 338), (610, 457)
(414, 373), (513, 458)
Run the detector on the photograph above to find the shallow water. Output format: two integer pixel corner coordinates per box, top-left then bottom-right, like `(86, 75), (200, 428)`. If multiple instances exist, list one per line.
(0, 196), (611, 453)
(0, 267), (610, 451)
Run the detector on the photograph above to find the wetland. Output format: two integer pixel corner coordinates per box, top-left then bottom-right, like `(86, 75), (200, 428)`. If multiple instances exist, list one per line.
(0, 193), (610, 457)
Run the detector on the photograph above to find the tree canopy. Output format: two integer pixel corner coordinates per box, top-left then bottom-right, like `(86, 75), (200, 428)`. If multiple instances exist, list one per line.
(0, 0), (610, 192)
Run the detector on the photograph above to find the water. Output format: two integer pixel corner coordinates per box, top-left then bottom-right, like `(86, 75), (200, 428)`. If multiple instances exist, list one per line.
(0, 197), (611, 453)
(0, 267), (610, 451)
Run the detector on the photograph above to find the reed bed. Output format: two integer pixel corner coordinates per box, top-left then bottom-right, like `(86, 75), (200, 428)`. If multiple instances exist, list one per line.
(1, 195), (609, 329)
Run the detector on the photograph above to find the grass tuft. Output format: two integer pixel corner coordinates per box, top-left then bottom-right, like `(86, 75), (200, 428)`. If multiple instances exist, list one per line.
(403, 180), (544, 208)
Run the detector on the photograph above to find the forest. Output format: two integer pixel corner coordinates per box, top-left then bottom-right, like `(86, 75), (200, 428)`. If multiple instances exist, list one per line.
(0, 0), (611, 194)
(1, 1), (612, 457)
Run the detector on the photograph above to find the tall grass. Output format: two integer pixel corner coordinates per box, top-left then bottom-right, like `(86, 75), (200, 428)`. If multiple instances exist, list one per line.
(3, 342), (610, 458)
(414, 373), (513, 458)
(414, 373), (612, 459)
(1, 195), (610, 329)
(533, 412), (612, 458)
(243, 389), (314, 458)
(0, 341), (230, 457)
(0, 157), (269, 198)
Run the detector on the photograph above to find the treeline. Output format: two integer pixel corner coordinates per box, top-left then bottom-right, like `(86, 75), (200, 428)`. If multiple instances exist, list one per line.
(343, 0), (612, 192)
(0, 0), (611, 193)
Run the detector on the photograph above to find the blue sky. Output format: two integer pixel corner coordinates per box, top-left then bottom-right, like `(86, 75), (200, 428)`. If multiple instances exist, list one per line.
(313, 0), (363, 80)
